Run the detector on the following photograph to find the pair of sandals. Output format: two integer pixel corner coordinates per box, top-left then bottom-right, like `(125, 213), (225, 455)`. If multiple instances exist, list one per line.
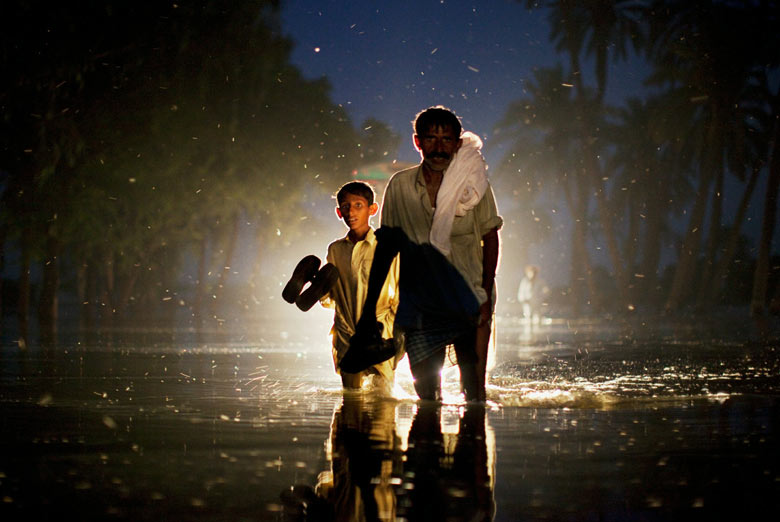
(282, 255), (339, 311)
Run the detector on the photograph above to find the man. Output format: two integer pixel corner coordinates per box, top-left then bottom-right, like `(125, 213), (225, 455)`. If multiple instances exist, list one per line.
(354, 106), (502, 402)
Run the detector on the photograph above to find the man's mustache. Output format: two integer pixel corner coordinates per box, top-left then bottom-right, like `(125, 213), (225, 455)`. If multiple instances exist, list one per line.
(428, 152), (451, 159)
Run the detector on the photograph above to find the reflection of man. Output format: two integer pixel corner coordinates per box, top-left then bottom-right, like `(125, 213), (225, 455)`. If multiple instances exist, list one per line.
(401, 404), (495, 521)
(357, 106), (502, 401)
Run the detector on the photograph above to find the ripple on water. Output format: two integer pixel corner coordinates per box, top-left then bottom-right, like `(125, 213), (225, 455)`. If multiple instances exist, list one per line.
(487, 340), (779, 408)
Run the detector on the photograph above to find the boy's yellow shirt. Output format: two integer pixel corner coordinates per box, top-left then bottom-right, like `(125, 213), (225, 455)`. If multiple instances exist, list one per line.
(320, 227), (400, 371)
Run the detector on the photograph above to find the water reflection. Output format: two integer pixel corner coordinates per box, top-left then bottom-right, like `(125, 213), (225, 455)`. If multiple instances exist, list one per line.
(1, 332), (779, 520)
(283, 393), (496, 521)
(401, 402), (495, 521)
(316, 394), (400, 521)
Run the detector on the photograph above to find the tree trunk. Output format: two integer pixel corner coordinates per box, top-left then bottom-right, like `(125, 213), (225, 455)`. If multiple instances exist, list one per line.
(101, 250), (116, 329)
(697, 162), (725, 304)
(590, 159), (631, 309)
(665, 104), (725, 312)
(664, 173), (711, 313)
(570, 219), (597, 316)
(0, 224), (6, 336)
(563, 175), (597, 316)
(569, 53), (629, 310)
(37, 231), (60, 344)
(665, 110), (724, 313)
(17, 232), (32, 344)
(639, 180), (667, 310)
(77, 258), (93, 331)
(700, 164), (759, 307)
(624, 190), (639, 279)
(116, 266), (141, 326)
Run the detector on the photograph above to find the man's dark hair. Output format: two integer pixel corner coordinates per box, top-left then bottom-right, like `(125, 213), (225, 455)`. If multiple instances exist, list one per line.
(413, 105), (462, 137)
(336, 181), (375, 206)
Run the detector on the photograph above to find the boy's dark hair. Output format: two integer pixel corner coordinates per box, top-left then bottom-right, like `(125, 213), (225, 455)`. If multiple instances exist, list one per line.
(336, 181), (375, 206)
(413, 105), (462, 137)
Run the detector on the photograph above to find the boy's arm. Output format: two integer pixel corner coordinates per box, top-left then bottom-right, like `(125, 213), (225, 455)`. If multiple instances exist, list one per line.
(319, 246), (337, 309)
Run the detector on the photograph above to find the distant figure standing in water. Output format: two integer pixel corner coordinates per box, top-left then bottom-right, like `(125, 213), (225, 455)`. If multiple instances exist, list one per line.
(354, 106), (502, 402)
(517, 264), (547, 324)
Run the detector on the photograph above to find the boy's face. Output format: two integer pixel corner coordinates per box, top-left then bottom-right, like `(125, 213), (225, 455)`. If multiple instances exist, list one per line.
(336, 193), (377, 234)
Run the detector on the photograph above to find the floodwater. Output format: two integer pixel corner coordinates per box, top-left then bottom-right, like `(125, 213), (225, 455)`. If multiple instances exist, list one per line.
(1, 314), (779, 521)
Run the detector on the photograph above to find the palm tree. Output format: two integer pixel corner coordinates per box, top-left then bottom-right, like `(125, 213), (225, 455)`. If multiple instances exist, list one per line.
(751, 85), (780, 316)
(523, 0), (648, 310)
(604, 95), (693, 309)
(700, 78), (769, 308)
(644, 0), (774, 312)
(541, 0), (645, 104)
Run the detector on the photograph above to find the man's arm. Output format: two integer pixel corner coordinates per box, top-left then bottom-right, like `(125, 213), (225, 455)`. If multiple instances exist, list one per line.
(479, 227), (499, 325)
(360, 230), (398, 323)
(357, 179), (400, 333)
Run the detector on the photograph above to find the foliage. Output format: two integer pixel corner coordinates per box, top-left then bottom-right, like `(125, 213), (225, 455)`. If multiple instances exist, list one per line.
(501, 0), (780, 315)
(0, 0), (380, 331)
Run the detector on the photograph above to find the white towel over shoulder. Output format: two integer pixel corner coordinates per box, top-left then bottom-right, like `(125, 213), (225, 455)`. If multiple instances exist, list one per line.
(430, 131), (488, 256)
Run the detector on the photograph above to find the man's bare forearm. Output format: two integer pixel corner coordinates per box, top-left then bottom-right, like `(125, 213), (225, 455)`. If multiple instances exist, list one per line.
(481, 228), (499, 298)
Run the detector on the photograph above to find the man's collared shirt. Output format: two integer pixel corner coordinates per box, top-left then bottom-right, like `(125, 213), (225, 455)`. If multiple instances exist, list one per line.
(381, 164), (503, 305)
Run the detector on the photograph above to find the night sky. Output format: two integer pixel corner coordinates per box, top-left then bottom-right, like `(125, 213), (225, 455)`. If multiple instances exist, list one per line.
(280, 0), (650, 166)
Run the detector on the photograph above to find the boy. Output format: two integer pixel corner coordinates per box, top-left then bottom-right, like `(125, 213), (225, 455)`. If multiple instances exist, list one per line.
(320, 181), (400, 390)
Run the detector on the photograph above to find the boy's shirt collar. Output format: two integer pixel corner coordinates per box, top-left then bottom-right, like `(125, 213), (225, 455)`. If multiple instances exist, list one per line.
(344, 226), (376, 246)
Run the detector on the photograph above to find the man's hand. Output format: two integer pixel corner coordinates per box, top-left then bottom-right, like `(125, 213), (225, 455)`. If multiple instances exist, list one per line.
(343, 318), (394, 374)
(478, 299), (492, 327)
(353, 314), (381, 346)
(480, 227), (499, 328)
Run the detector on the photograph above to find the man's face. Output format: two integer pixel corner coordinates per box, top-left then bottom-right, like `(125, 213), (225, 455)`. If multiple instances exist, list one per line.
(414, 124), (462, 172)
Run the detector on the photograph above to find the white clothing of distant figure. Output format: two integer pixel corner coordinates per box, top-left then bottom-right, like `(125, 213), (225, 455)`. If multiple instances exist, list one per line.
(518, 265), (548, 324)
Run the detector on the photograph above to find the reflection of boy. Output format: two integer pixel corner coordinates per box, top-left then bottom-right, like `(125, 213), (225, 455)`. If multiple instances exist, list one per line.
(320, 181), (401, 390)
(315, 395), (400, 520)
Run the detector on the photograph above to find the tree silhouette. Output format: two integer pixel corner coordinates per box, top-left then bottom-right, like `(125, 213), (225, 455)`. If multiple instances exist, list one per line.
(502, 0), (780, 317)
(0, 1), (377, 337)
(604, 95), (691, 309)
(644, 0), (779, 313)
(521, 0), (648, 310)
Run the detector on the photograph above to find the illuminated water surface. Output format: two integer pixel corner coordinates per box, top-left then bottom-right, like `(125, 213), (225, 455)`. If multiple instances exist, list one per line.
(1, 315), (778, 520)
